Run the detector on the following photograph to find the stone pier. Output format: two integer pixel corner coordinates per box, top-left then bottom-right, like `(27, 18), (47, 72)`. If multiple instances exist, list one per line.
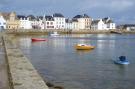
(2, 35), (49, 89)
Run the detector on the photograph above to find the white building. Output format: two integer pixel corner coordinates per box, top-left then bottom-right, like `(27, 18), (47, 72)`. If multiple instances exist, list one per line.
(37, 16), (44, 29)
(53, 13), (65, 29)
(91, 17), (116, 30)
(72, 19), (79, 30)
(118, 24), (135, 31)
(91, 19), (105, 30)
(102, 17), (116, 30)
(17, 15), (32, 29)
(65, 19), (73, 30)
(27, 15), (44, 29)
(0, 13), (6, 30)
(44, 15), (55, 29)
(73, 14), (92, 30)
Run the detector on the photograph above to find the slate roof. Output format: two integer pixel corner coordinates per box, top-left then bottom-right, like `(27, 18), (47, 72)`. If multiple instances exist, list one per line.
(123, 24), (135, 27)
(27, 15), (36, 20)
(65, 19), (72, 23)
(0, 12), (10, 20)
(91, 20), (100, 24)
(83, 14), (90, 18)
(73, 14), (90, 18)
(45, 16), (54, 21)
(72, 18), (78, 22)
(53, 13), (64, 17)
(102, 17), (113, 23)
(73, 15), (83, 18)
(17, 15), (27, 19)
(37, 16), (43, 20)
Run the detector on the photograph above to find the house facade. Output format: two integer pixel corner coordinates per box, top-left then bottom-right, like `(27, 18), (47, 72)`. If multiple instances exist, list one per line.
(37, 16), (44, 29)
(102, 17), (115, 30)
(73, 14), (92, 30)
(0, 13), (6, 30)
(65, 19), (73, 30)
(72, 19), (79, 30)
(91, 19), (105, 30)
(53, 13), (65, 29)
(44, 15), (55, 29)
(91, 17), (116, 30)
(118, 24), (135, 31)
(17, 15), (32, 29)
(6, 12), (20, 30)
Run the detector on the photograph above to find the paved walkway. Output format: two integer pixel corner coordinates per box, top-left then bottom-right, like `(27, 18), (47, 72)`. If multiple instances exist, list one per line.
(0, 37), (10, 89)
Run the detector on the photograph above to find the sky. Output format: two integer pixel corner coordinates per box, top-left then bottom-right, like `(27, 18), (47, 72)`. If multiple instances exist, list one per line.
(0, 0), (135, 24)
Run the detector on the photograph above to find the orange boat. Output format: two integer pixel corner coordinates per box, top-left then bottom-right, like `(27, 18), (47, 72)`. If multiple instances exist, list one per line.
(75, 44), (95, 50)
(31, 38), (46, 42)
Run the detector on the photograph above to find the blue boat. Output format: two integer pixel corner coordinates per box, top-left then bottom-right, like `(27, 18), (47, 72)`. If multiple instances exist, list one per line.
(114, 56), (130, 65)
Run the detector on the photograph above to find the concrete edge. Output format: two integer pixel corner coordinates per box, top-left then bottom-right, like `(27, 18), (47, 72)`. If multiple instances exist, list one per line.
(2, 35), (14, 89)
(2, 35), (49, 89)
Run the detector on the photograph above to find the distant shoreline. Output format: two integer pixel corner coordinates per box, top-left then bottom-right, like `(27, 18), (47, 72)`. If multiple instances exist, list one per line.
(3, 29), (135, 35)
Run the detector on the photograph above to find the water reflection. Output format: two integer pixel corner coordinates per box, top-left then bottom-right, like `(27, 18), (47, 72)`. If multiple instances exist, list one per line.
(50, 38), (66, 48)
(18, 34), (135, 89)
(19, 38), (31, 48)
(76, 50), (93, 55)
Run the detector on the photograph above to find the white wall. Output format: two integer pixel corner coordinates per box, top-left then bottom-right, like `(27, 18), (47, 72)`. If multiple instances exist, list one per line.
(54, 17), (65, 29)
(0, 16), (6, 30)
(65, 22), (73, 30)
(78, 18), (85, 29)
(20, 18), (32, 29)
(72, 22), (79, 30)
(45, 21), (55, 29)
(97, 20), (106, 30)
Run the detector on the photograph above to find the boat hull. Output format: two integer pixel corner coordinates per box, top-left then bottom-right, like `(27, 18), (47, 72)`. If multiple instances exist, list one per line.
(50, 32), (59, 36)
(31, 38), (46, 42)
(75, 45), (95, 50)
(114, 60), (130, 65)
(50, 34), (59, 36)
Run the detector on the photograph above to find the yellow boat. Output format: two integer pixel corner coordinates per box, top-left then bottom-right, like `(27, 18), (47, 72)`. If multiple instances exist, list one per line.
(75, 44), (95, 50)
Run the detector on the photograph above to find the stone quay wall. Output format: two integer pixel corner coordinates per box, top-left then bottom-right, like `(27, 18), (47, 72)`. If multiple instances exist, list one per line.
(2, 35), (49, 89)
(4, 29), (135, 35)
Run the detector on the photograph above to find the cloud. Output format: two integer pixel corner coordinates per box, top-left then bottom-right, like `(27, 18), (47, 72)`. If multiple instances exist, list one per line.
(80, 0), (135, 12)
(0, 0), (12, 11)
(0, 0), (11, 5)
(0, 0), (135, 24)
(110, 0), (134, 11)
(116, 16), (135, 24)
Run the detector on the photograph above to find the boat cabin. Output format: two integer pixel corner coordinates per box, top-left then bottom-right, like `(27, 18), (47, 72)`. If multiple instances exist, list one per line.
(119, 56), (126, 61)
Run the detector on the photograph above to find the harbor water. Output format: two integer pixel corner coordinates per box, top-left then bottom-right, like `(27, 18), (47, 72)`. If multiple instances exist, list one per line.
(17, 34), (135, 89)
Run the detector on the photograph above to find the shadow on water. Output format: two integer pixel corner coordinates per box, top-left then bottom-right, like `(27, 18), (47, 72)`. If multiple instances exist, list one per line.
(76, 50), (94, 55)
(116, 64), (129, 72)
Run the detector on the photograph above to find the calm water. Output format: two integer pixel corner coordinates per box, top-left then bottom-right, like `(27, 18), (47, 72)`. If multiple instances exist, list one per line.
(17, 34), (135, 89)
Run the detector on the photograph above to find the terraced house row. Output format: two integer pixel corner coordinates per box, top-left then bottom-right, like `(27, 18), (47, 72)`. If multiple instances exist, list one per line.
(0, 11), (116, 31)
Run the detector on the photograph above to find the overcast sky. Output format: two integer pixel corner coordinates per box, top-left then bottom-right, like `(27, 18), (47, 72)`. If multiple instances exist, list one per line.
(0, 0), (135, 24)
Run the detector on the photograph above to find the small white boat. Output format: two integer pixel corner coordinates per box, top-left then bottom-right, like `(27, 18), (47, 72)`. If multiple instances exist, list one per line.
(114, 56), (130, 65)
(50, 32), (59, 36)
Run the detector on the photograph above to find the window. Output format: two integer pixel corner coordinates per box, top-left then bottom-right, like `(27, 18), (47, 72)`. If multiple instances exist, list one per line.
(51, 22), (53, 25)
